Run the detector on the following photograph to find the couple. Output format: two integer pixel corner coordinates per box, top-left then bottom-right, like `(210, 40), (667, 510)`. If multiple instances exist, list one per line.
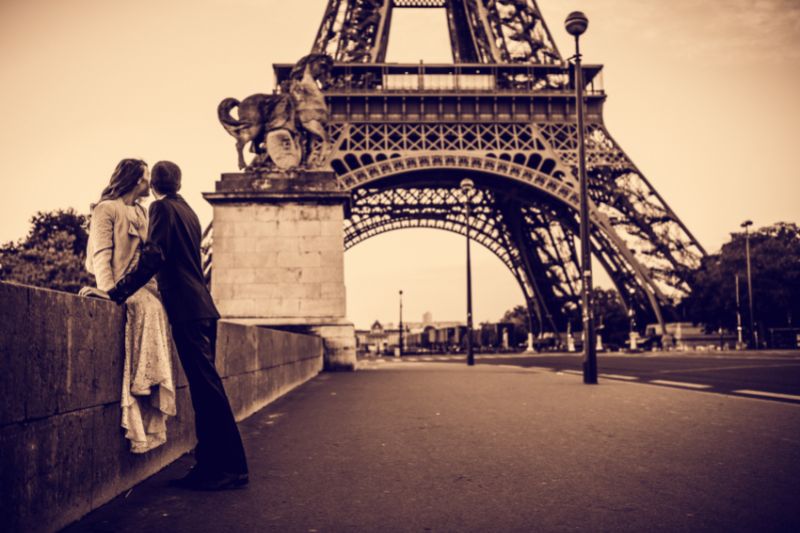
(82, 158), (248, 491)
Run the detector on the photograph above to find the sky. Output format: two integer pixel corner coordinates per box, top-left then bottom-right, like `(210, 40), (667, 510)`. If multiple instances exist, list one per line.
(1, 0), (798, 329)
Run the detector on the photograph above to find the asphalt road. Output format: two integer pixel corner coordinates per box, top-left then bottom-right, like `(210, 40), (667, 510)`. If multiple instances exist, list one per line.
(399, 350), (800, 404)
(63, 360), (800, 532)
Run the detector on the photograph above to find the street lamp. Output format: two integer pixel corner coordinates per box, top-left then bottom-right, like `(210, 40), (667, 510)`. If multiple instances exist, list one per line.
(565, 11), (597, 384)
(735, 273), (744, 349)
(628, 308), (637, 351)
(398, 289), (404, 357)
(741, 220), (757, 349)
(460, 177), (475, 366)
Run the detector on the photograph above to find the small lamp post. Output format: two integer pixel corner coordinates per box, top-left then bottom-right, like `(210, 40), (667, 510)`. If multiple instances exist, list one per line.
(628, 308), (637, 351)
(565, 11), (597, 383)
(741, 220), (757, 348)
(460, 178), (475, 366)
(735, 273), (744, 349)
(398, 289), (404, 357)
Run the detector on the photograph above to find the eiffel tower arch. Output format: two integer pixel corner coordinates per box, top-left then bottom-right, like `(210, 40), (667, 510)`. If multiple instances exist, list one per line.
(253, 0), (706, 335)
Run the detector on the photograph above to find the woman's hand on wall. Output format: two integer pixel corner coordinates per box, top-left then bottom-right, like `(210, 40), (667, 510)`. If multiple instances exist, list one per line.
(78, 287), (110, 299)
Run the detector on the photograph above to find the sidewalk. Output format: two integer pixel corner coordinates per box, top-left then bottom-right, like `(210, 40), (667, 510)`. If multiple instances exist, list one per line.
(64, 361), (800, 532)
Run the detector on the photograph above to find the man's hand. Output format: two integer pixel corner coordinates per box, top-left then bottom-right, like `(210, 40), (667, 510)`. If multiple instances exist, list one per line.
(79, 287), (111, 300)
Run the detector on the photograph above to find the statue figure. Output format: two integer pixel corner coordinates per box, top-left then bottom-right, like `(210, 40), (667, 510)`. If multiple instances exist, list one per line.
(217, 53), (334, 171)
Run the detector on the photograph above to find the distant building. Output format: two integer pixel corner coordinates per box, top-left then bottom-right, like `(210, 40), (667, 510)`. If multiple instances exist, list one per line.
(645, 322), (738, 350)
(355, 313), (518, 355)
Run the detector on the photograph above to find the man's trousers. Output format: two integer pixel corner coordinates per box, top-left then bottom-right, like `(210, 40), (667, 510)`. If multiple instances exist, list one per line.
(171, 319), (248, 476)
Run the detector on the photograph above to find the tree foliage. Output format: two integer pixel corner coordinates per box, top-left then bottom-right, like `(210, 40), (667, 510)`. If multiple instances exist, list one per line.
(681, 222), (800, 333)
(593, 288), (630, 346)
(500, 304), (530, 342)
(0, 209), (94, 293)
(498, 289), (630, 346)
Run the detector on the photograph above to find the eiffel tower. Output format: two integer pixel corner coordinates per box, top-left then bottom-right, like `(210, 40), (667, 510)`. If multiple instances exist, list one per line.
(263, 0), (706, 335)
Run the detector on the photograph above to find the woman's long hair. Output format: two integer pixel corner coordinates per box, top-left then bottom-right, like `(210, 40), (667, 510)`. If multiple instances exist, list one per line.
(91, 158), (147, 209)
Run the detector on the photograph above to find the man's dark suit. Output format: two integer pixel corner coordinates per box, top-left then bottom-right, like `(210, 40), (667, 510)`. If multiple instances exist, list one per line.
(108, 194), (248, 478)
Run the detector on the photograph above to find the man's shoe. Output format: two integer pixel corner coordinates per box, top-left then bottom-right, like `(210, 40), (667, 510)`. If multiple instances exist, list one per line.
(190, 472), (249, 491)
(168, 466), (211, 488)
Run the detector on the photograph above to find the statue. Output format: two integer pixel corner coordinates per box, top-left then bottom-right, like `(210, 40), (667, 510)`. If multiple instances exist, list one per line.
(218, 53), (334, 171)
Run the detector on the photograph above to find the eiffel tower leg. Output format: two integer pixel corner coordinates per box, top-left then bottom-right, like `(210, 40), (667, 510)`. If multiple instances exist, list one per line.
(496, 197), (559, 338)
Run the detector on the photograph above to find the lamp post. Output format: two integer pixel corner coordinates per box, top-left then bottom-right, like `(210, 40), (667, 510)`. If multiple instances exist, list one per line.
(628, 308), (637, 351)
(398, 289), (404, 357)
(735, 273), (744, 349)
(460, 178), (475, 366)
(565, 11), (597, 384)
(741, 220), (757, 349)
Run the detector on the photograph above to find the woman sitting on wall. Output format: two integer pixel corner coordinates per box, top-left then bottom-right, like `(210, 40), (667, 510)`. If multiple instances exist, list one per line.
(80, 158), (175, 453)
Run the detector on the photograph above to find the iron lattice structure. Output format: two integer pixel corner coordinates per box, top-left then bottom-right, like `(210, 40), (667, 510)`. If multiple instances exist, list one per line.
(271, 0), (705, 332)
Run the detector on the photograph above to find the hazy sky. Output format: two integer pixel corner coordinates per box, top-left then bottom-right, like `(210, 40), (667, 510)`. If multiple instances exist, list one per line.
(1, 0), (798, 329)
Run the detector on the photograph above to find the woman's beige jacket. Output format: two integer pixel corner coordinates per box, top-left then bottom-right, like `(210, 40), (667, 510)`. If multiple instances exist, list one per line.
(85, 199), (148, 291)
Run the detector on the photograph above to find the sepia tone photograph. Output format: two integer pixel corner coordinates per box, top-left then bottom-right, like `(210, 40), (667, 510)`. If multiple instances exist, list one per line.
(1, 0), (799, 531)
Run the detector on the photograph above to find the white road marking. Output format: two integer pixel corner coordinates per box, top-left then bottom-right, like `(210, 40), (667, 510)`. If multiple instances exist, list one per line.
(650, 379), (711, 389)
(656, 363), (800, 374)
(561, 370), (583, 375)
(733, 389), (800, 402)
(600, 374), (638, 381)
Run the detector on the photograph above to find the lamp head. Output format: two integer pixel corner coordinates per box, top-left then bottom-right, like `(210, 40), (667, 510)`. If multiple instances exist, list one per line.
(459, 178), (475, 192)
(740, 220), (753, 229)
(565, 11), (589, 37)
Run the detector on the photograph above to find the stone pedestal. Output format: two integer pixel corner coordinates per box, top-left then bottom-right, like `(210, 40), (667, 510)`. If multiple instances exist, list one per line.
(203, 170), (356, 371)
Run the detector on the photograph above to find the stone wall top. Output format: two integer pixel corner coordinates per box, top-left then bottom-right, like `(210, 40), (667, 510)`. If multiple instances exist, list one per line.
(205, 170), (350, 206)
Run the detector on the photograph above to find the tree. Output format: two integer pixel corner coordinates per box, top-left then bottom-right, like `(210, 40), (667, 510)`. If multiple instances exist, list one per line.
(500, 304), (530, 344)
(681, 222), (800, 334)
(592, 288), (630, 347)
(0, 209), (94, 293)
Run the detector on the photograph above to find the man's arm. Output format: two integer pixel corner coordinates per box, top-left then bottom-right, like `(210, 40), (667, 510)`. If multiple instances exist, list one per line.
(107, 201), (171, 304)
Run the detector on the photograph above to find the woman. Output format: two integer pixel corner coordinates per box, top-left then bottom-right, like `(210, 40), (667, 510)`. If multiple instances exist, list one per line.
(81, 158), (175, 454)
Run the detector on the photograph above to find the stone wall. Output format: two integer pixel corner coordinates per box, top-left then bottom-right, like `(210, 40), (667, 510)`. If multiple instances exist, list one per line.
(0, 281), (323, 533)
(211, 202), (346, 319)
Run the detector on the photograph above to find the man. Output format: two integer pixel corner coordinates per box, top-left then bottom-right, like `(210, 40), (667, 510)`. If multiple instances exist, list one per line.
(105, 160), (248, 490)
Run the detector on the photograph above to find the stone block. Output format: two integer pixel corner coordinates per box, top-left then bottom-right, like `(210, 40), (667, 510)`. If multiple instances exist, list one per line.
(231, 236), (257, 253)
(213, 205), (250, 223)
(217, 321), (259, 376)
(0, 283), (32, 424)
(277, 250), (322, 268)
(295, 220), (322, 236)
(26, 289), (70, 419)
(321, 219), (345, 236)
(297, 267), (326, 284)
(311, 323), (357, 371)
(299, 298), (345, 317)
(318, 204), (344, 220)
(269, 267), (303, 284)
(20, 409), (96, 533)
(254, 206), (281, 222)
(217, 299), (259, 318)
(321, 282), (347, 299)
(297, 205), (319, 221)
(255, 236), (298, 254)
(254, 327), (277, 369)
(234, 283), (284, 300)
(0, 421), (34, 532)
(281, 283), (321, 300)
(223, 372), (260, 421)
(302, 236), (344, 253)
(269, 205), (295, 222)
